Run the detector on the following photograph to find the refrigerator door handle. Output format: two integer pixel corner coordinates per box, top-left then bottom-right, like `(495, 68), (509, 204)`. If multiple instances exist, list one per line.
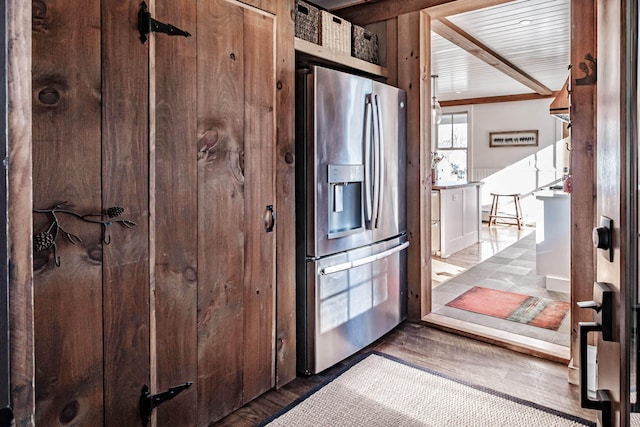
(320, 241), (410, 275)
(371, 94), (380, 229)
(373, 93), (384, 228)
(364, 95), (374, 225)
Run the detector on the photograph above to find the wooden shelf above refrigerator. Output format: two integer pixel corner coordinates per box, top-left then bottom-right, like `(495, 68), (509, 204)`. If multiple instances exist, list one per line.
(295, 37), (388, 78)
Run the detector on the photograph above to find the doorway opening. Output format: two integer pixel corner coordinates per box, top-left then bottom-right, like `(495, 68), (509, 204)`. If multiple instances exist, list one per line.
(429, 222), (570, 357)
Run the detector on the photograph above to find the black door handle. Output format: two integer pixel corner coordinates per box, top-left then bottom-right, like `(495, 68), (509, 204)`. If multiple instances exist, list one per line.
(264, 205), (275, 233)
(577, 281), (614, 426)
(578, 322), (612, 425)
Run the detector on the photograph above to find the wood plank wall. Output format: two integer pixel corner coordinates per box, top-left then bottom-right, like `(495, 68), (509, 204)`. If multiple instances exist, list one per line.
(274, 0), (297, 388)
(154, 0), (198, 424)
(7, 0), (33, 424)
(397, 12), (431, 320)
(196, 1), (255, 420)
(32, 1), (105, 424)
(241, 9), (276, 403)
(0, 0), (9, 412)
(568, 0), (597, 385)
(101, 2), (151, 424)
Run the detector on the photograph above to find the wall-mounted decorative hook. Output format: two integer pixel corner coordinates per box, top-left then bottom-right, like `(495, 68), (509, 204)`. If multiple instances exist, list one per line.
(575, 53), (597, 86)
(33, 203), (136, 267)
(138, 1), (191, 44)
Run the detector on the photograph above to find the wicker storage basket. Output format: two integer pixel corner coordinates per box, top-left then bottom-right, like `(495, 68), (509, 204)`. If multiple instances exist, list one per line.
(352, 25), (379, 64)
(319, 11), (351, 55)
(295, 0), (319, 44)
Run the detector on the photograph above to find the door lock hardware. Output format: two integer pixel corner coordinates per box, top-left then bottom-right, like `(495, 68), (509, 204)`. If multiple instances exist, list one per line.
(579, 322), (612, 426)
(592, 216), (613, 262)
(138, 2), (192, 44)
(139, 382), (193, 426)
(578, 281), (614, 426)
(578, 281), (613, 341)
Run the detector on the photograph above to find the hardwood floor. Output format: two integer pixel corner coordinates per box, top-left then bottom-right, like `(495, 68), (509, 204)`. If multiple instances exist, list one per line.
(214, 322), (596, 426)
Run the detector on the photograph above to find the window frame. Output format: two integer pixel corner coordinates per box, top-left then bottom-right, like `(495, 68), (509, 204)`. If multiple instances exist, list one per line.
(434, 110), (470, 182)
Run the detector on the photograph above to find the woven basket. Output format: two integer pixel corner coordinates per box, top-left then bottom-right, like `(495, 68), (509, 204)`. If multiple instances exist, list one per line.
(295, 0), (319, 44)
(352, 25), (379, 64)
(319, 11), (351, 55)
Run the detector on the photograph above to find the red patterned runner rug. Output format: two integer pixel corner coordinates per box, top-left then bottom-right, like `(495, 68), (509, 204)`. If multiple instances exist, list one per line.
(446, 286), (569, 330)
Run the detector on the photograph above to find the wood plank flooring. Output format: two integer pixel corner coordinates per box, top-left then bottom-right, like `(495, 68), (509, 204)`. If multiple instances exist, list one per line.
(214, 322), (597, 426)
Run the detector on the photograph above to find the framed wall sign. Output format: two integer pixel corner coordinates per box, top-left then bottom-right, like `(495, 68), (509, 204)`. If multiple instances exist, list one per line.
(489, 130), (538, 147)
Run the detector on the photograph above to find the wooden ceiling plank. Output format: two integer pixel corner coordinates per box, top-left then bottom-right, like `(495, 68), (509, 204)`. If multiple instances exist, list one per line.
(337, 0), (513, 26)
(431, 17), (553, 95)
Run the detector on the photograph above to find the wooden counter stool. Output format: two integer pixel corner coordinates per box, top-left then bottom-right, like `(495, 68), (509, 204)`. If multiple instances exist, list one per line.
(488, 193), (523, 230)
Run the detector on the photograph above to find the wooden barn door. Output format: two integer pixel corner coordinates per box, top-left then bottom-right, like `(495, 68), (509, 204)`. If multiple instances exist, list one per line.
(194, 0), (277, 422)
(152, 0), (276, 423)
(32, 0), (276, 425)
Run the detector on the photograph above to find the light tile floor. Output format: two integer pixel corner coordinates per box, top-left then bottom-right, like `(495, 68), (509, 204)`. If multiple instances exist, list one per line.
(431, 224), (570, 347)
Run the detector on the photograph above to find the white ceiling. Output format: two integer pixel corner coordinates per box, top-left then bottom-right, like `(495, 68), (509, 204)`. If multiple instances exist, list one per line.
(431, 0), (570, 101)
(312, 0), (571, 102)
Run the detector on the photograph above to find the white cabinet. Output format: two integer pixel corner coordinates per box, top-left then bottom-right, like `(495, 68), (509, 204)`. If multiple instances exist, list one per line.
(431, 190), (441, 253)
(432, 182), (482, 258)
(535, 191), (571, 293)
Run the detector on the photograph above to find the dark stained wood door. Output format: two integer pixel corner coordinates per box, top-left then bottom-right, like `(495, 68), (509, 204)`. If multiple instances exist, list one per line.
(592, 0), (635, 425)
(32, 0), (276, 425)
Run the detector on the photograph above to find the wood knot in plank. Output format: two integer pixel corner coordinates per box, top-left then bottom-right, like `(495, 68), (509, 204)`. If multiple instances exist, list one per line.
(33, 74), (70, 112)
(87, 246), (103, 264)
(59, 400), (80, 424)
(198, 130), (220, 160)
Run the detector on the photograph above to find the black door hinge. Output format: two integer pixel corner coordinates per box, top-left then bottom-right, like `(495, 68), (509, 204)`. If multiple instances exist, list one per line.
(138, 1), (191, 44)
(139, 382), (192, 426)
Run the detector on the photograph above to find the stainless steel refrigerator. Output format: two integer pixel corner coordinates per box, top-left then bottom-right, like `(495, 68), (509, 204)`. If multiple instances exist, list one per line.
(295, 65), (408, 375)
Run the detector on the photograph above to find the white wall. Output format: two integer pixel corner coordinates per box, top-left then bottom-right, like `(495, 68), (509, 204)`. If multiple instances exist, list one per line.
(442, 98), (567, 223)
(442, 98), (562, 171)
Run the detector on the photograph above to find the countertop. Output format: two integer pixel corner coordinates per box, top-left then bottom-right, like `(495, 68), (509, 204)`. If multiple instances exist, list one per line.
(535, 189), (571, 199)
(432, 181), (483, 190)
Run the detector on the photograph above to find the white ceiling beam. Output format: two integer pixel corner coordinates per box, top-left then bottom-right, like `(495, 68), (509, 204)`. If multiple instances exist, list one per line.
(431, 17), (553, 96)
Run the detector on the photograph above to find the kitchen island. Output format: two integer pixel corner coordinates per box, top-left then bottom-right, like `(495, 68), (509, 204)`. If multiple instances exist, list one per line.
(432, 181), (483, 258)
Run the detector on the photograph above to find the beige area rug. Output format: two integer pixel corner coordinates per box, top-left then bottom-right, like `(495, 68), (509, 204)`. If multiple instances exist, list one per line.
(262, 352), (594, 427)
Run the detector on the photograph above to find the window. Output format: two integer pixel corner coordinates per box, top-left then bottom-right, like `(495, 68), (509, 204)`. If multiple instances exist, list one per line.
(434, 112), (468, 182)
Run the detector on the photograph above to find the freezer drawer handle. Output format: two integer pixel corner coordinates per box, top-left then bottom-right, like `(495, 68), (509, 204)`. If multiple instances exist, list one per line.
(321, 241), (409, 275)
